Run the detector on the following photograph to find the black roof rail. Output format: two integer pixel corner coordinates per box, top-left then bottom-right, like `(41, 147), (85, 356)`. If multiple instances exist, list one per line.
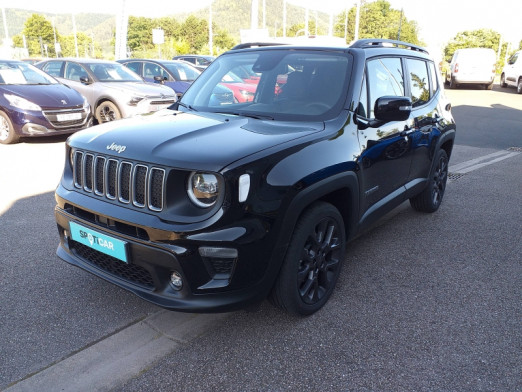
(231, 42), (288, 50)
(350, 39), (429, 54)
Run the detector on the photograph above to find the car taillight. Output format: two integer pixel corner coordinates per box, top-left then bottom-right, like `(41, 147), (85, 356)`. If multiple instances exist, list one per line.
(454, 63), (459, 73)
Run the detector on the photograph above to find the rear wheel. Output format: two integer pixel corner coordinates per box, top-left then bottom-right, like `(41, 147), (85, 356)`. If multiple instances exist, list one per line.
(95, 101), (121, 123)
(449, 77), (457, 89)
(517, 79), (522, 94)
(0, 111), (19, 144)
(270, 202), (346, 316)
(410, 149), (449, 213)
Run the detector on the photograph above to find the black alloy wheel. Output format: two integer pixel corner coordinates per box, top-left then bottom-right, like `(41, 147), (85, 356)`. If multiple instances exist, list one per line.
(410, 149), (449, 213)
(270, 202), (346, 316)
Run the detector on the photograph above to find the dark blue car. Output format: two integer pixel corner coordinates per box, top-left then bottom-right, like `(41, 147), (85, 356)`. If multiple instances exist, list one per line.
(117, 59), (201, 99)
(0, 59), (92, 144)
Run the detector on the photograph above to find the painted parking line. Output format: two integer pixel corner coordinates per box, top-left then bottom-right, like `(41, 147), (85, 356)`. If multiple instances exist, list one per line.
(449, 149), (520, 174)
(4, 310), (229, 392)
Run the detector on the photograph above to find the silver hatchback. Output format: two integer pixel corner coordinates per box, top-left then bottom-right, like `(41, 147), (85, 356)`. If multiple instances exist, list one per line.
(37, 59), (177, 123)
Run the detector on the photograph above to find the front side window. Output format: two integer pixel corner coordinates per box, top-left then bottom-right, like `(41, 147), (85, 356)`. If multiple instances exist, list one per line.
(40, 61), (64, 78)
(406, 59), (430, 108)
(181, 49), (351, 121)
(144, 62), (167, 79)
(367, 57), (404, 118)
(65, 62), (88, 81)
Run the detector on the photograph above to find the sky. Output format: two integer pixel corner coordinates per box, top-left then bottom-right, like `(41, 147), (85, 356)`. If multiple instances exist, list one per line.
(3, 0), (521, 55)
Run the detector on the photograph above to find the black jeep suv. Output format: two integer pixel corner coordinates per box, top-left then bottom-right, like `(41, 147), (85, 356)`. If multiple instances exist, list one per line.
(55, 39), (455, 316)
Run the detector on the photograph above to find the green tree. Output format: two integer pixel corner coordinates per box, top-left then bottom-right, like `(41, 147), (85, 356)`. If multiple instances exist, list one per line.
(179, 15), (209, 53)
(127, 16), (155, 52)
(443, 29), (502, 61)
(334, 0), (421, 45)
(12, 14), (58, 57)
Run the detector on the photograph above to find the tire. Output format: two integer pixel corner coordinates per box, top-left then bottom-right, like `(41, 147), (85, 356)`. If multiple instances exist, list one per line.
(95, 101), (121, 123)
(269, 202), (346, 316)
(517, 79), (522, 94)
(500, 73), (507, 88)
(0, 111), (19, 145)
(449, 77), (457, 89)
(410, 149), (449, 213)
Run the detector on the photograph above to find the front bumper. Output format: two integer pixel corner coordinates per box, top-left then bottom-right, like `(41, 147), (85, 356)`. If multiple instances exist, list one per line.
(54, 198), (281, 313)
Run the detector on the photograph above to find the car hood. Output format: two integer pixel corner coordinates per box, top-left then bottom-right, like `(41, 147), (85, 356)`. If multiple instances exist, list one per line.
(69, 110), (323, 172)
(98, 81), (176, 97)
(1, 84), (85, 108)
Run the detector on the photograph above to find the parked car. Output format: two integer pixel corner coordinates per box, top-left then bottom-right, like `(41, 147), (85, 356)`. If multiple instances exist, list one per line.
(219, 71), (258, 102)
(445, 48), (496, 89)
(500, 50), (522, 93)
(36, 58), (177, 124)
(54, 39), (455, 316)
(0, 59), (91, 144)
(172, 55), (215, 71)
(117, 59), (201, 99)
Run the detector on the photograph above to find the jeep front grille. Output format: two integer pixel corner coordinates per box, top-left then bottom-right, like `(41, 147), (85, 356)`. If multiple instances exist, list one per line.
(73, 150), (165, 211)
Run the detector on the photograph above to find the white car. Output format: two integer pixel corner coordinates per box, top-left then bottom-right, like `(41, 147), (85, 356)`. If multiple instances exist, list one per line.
(37, 59), (177, 123)
(500, 51), (522, 94)
(445, 48), (496, 90)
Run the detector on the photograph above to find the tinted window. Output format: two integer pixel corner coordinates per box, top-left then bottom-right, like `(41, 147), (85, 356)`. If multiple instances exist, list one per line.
(124, 62), (141, 75)
(407, 59), (430, 108)
(367, 57), (404, 118)
(42, 61), (63, 77)
(428, 61), (438, 96)
(357, 74), (368, 118)
(144, 62), (168, 79)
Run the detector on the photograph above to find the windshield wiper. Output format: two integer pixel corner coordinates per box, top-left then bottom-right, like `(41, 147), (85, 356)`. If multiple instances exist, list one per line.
(216, 111), (274, 120)
(177, 102), (197, 112)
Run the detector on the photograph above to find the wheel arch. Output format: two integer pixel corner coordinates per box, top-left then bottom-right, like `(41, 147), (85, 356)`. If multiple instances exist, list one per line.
(275, 171), (360, 252)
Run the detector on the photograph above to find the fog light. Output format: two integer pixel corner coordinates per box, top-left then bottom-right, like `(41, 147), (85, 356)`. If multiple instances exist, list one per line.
(170, 271), (183, 290)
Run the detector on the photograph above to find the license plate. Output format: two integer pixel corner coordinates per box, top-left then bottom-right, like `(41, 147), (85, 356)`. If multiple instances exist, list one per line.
(56, 112), (82, 122)
(69, 222), (128, 263)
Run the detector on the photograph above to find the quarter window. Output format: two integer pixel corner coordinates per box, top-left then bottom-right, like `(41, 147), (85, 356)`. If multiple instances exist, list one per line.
(367, 57), (404, 118)
(406, 59), (430, 107)
(428, 61), (438, 96)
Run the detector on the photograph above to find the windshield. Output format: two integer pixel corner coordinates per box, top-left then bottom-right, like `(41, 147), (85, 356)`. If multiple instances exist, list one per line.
(165, 62), (201, 81)
(180, 49), (351, 121)
(87, 63), (143, 83)
(0, 61), (58, 85)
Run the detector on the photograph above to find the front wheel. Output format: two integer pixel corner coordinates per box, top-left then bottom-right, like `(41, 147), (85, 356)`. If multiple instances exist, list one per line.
(95, 101), (121, 123)
(410, 149), (449, 213)
(269, 202), (346, 316)
(500, 73), (507, 88)
(0, 111), (19, 144)
(517, 79), (522, 94)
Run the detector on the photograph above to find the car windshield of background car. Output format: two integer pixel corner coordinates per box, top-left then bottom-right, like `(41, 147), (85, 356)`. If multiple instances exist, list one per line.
(164, 63), (201, 82)
(0, 62), (58, 85)
(87, 63), (143, 83)
(180, 50), (351, 121)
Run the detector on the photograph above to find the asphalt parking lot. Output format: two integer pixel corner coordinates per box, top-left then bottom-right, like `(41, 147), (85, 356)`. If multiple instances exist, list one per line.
(1, 88), (521, 391)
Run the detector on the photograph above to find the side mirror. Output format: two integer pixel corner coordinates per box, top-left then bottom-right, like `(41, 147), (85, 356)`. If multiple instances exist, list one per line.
(79, 76), (91, 84)
(374, 96), (412, 122)
(154, 75), (166, 84)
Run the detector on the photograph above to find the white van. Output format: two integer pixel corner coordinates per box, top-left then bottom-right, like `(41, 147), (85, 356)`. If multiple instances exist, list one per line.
(445, 48), (496, 89)
(500, 51), (522, 93)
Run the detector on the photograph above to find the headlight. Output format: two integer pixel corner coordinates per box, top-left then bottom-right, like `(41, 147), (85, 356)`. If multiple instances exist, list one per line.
(187, 172), (220, 208)
(128, 96), (145, 106)
(4, 94), (41, 111)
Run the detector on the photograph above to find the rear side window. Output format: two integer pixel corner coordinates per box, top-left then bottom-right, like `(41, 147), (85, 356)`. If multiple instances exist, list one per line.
(42, 61), (63, 77)
(124, 62), (141, 75)
(367, 57), (404, 118)
(406, 58), (430, 108)
(428, 61), (438, 96)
